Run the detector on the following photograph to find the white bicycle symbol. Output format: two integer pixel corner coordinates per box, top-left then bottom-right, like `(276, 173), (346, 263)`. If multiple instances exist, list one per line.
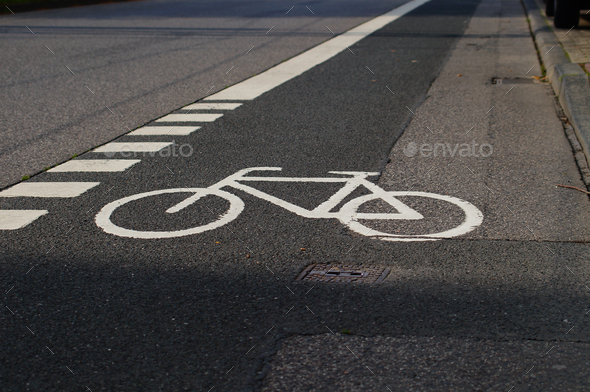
(95, 167), (483, 241)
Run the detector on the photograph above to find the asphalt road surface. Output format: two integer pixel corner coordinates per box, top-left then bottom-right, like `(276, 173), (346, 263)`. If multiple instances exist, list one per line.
(3, 0), (590, 391)
(1, 0), (410, 189)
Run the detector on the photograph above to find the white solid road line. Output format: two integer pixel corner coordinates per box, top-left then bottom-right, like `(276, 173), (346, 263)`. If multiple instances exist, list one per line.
(48, 159), (140, 172)
(181, 103), (243, 110)
(128, 126), (201, 136)
(0, 210), (48, 230)
(156, 113), (223, 123)
(93, 142), (172, 153)
(0, 182), (100, 198)
(204, 0), (430, 101)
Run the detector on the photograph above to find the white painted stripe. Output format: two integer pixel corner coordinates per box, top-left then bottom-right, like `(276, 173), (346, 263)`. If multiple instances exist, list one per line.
(0, 210), (48, 230)
(93, 142), (172, 153)
(0, 182), (100, 198)
(48, 159), (140, 172)
(128, 126), (200, 136)
(156, 113), (223, 123)
(204, 0), (430, 101)
(181, 103), (242, 110)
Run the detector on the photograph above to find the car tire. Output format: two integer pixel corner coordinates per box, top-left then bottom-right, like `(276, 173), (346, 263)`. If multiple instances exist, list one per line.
(554, 0), (579, 28)
(545, 0), (555, 16)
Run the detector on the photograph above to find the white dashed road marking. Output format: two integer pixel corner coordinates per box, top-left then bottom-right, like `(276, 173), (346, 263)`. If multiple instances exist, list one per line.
(5, 0), (433, 231)
(93, 142), (172, 153)
(0, 182), (100, 198)
(204, 0), (430, 101)
(156, 113), (223, 123)
(128, 126), (201, 136)
(48, 159), (140, 172)
(0, 210), (48, 230)
(181, 103), (242, 110)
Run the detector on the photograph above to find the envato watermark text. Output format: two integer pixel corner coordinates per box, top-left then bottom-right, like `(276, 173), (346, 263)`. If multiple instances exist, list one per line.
(103, 141), (194, 158)
(403, 141), (493, 158)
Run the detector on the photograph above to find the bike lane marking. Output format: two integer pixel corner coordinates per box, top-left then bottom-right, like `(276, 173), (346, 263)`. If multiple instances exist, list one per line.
(0, 210), (48, 230)
(0, 182), (100, 198)
(204, 0), (431, 101)
(47, 159), (140, 172)
(339, 192), (484, 241)
(156, 113), (224, 123)
(128, 126), (201, 136)
(93, 142), (172, 153)
(95, 188), (245, 239)
(181, 103), (243, 111)
(94, 168), (484, 241)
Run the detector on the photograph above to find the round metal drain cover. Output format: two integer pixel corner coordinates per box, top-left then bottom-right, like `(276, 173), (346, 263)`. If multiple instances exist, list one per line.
(296, 264), (390, 284)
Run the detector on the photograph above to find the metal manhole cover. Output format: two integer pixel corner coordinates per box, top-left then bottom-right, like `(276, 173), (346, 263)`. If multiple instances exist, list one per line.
(296, 264), (390, 284)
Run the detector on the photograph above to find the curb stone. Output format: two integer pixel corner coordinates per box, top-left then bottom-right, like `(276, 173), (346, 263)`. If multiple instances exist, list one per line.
(522, 0), (590, 187)
(565, 125), (590, 183)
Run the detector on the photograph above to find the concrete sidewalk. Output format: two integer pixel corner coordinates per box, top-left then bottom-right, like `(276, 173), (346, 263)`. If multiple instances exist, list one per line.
(380, 0), (590, 243)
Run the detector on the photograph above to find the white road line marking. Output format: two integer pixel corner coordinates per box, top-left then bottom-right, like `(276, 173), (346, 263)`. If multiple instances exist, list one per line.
(181, 103), (242, 111)
(128, 126), (200, 136)
(0, 182), (100, 198)
(93, 142), (172, 153)
(156, 113), (223, 123)
(0, 210), (48, 230)
(48, 160), (140, 172)
(204, 0), (430, 101)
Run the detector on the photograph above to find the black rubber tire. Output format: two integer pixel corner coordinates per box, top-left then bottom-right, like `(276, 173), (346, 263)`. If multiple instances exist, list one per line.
(554, 0), (580, 28)
(545, 0), (555, 16)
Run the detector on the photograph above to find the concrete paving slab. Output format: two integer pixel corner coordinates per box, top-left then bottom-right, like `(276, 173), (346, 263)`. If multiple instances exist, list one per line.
(379, 0), (590, 242)
(261, 334), (590, 391)
(552, 13), (590, 63)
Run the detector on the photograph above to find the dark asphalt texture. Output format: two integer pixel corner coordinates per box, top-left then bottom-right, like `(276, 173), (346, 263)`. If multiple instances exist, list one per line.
(4, 0), (590, 391)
